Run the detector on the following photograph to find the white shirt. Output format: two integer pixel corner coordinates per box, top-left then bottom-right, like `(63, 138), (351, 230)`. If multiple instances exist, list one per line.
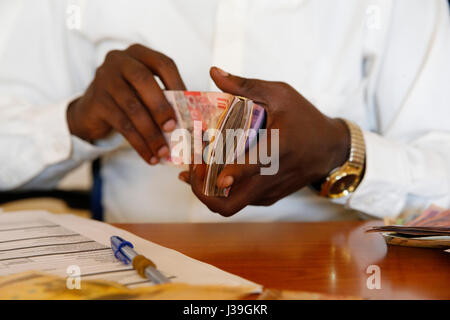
(0, 0), (449, 222)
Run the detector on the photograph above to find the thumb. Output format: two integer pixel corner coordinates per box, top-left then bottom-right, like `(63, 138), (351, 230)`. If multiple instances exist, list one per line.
(217, 163), (261, 189)
(210, 67), (271, 104)
(216, 147), (261, 188)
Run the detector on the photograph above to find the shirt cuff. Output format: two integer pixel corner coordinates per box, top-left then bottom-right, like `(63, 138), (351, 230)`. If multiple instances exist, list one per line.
(346, 131), (410, 219)
(34, 97), (73, 165)
(35, 95), (123, 165)
(71, 132), (124, 162)
(1, 98), (74, 189)
(2, 97), (123, 190)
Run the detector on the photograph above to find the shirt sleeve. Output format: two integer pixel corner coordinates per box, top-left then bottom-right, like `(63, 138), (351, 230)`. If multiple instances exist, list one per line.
(0, 1), (119, 191)
(347, 0), (450, 218)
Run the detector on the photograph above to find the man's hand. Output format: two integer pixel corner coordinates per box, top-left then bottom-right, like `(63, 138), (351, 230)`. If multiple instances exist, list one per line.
(67, 44), (186, 165)
(180, 67), (350, 216)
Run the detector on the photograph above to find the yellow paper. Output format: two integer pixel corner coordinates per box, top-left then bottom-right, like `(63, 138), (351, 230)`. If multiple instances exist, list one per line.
(0, 271), (254, 300)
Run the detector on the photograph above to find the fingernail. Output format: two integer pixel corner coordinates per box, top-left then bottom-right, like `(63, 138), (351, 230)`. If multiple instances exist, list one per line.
(162, 119), (176, 132)
(150, 157), (159, 165)
(214, 67), (229, 77)
(157, 146), (169, 157)
(219, 176), (234, 188)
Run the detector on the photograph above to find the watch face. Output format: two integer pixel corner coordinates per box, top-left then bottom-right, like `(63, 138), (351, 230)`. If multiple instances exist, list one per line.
(329, 174), (358, 195)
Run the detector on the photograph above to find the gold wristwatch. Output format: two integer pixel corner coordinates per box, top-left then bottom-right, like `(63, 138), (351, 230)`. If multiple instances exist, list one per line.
(314, 119), (366, 199)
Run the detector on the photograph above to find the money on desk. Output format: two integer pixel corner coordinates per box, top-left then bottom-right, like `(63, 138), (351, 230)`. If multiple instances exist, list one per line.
(0, 271), (254, 300)
(164, 91), (266, 197)
(367, 205), (450, 250)
(0, 271), (361, 300)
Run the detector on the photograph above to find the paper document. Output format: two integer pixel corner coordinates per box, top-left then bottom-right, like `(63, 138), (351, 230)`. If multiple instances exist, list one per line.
(0, 211), (260, 292)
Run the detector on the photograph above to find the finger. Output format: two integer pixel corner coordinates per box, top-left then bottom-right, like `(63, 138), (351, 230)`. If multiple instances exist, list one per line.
(119, 55), (178, 133)
(250, 173), (303, 207)
(178, 171), (190, 185)
(189, 162), (259, 217)
(126, 44), (186, 90)
(210, 66), (273, 104)
(251, 197), (278, 206)
(189, 163), (209, 201)
(100, 93), (156, 165)
(218, 125), (280, 188)
(106, 75), (170, 159)
(216, 163), (261, 189)
(250, 188), (290, 207)
(215, 148), (262, 188)
(210, 177), (262, 216)
(190, 162), (237, 207)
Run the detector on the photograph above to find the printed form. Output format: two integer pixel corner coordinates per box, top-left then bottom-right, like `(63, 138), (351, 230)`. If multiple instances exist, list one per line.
(0, 211), (260, 292)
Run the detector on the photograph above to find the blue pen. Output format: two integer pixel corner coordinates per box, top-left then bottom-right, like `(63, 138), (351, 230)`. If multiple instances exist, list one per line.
(110, 235), (170, 284)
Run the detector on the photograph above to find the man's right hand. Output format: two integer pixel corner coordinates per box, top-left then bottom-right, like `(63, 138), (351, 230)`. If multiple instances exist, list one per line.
(67, 44), (186, 165)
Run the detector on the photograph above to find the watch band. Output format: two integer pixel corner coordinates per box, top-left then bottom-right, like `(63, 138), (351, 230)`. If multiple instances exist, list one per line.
(310, 119), (366, 198)
(342, 119), (365, 168)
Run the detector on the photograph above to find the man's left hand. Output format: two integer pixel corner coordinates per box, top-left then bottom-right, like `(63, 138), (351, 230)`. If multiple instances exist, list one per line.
(179, 67), (350, 217)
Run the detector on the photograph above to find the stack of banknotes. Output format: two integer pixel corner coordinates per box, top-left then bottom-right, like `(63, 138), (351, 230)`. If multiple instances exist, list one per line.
(367, 205), (450, 250)
(163, 91), (266, 197)
(0, 271), (253, 300)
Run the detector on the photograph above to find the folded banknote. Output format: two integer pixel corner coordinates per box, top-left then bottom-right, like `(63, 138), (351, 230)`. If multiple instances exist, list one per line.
(163, 91), (266, 197)
(0, 271), (253, 300)
(367, 204), (450, 236)
(366, 205), (450, 249)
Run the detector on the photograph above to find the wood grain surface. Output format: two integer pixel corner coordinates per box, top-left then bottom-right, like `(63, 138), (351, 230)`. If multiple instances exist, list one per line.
(113, 221), (450, 299)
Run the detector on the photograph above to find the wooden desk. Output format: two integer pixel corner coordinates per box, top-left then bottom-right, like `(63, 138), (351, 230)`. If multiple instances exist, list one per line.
(113, 221), (450, 299)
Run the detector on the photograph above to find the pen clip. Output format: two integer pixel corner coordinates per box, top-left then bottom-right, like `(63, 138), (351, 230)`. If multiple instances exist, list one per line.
(110, 236), (134, 264)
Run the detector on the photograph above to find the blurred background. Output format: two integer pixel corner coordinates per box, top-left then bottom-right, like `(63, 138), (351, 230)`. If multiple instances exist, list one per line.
(0, 1), (449, 219)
